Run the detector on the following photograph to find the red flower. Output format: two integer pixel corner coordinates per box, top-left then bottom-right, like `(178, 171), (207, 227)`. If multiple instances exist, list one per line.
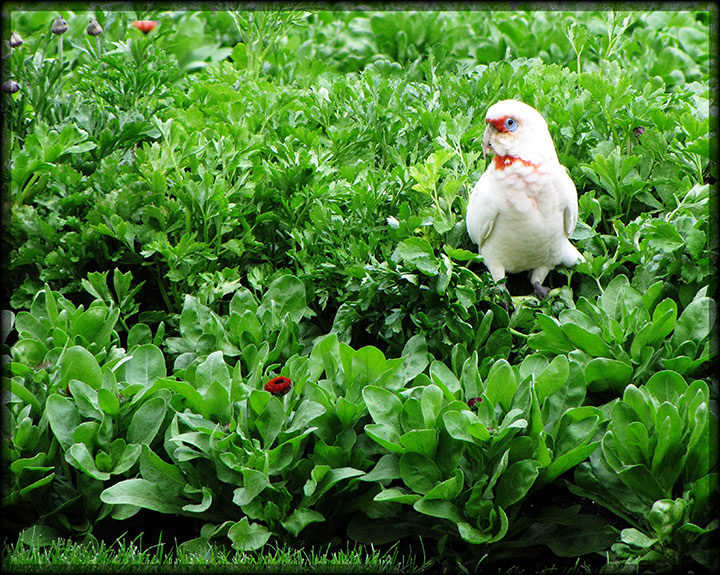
(467, 397), (482, 409)
(132, 20), (158, 33)
(265, 376), (292, 396)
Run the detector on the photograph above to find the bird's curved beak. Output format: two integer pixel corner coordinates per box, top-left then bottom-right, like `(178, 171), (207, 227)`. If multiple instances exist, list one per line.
(482, 124), (493, 159)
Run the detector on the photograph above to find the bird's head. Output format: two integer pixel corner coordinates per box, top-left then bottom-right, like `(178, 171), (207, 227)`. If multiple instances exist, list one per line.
(482, 100), (558, 165)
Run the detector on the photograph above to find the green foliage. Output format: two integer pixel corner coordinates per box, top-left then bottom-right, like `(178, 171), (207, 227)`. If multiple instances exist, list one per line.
(529, 275), (716, 391)
(568, 373), (718, 569)
(2, 7), (715, 573)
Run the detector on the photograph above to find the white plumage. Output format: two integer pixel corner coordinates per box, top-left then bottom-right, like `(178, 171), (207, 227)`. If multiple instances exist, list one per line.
(465, 99), (584, 298)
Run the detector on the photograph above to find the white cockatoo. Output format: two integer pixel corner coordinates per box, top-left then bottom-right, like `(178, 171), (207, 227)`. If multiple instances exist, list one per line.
(465, 99), (584, 299)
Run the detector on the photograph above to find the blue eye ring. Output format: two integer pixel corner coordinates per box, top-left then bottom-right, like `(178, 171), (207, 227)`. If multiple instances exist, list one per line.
(504, 117), (518, 132)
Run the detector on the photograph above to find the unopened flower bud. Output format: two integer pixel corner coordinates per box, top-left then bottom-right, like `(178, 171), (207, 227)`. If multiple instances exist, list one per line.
(9, 31), (23, 48)
(52, 16), (68, 35)
(2, 79), (19, 94)
(86, 18), (103, 36)
(132, 20), (158, 34)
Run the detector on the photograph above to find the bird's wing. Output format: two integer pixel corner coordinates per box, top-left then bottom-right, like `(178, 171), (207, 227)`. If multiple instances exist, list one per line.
(556, 167), (579, 237)
(465, 171), (500, 248)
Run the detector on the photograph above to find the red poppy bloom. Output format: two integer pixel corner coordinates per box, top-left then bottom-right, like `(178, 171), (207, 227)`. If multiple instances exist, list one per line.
(467, 397), (482, 409)
(132, 20), (158, 33)
(265, 376), (292, 396)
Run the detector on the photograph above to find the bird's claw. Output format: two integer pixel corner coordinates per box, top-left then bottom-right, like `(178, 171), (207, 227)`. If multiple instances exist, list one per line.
(532, 282), (551, 300)
(499, 299), (513, 313)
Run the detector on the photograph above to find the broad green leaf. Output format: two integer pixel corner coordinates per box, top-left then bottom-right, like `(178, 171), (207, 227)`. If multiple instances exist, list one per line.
(303, 465), (364, 504)
(351, 346), (393, 392)
(457, 521), (493, 544)
(559, 310), (612, 357)
(68, 380), (102, 420)
(534, 355), (569, 404)
(413, 498), (464, 522)
(93, 451), (112, 475)
(233, 469), (270, 506)
(228, 518), (272, 551)
(460, 352), (481, 399)
(363, 386), (402, 427)
(112, 442), (141, 475)
(443, 410), (476, 443)
(365, 423), (403, 452)
(255, 394), (285, 449)
(584, 357), (633, 392)
(620, 528), (657, 548)
(530, 385), (550, 467)
(617, 464), (668, 503)
(2, 378), (42, 414)
(127, 397), (166, 444)
(622, 384), (654, 427)
(201, 381), (231, 423)
(542, 442), (600, 485)
(60, 346), (102, 390)
(258, 274), (309, 324)
(646, 370), (688, 403)
(46, 394), (81, 451)
(73, 306), (118, 349)
(195, 351), (230, 394)
(553, 406), (603, 459)
(484, 359), (517, 412)
(66, 443), (110, 481)
(374, 487), (422, 504)
(546, 513), (617, 556)
(281, 508), (325, 537)
(127, 323), (153, 349)
(671, 296), (715, 348)
(649, 298), (678, 343)
(307, 332), (341, 381)
(139, 445), (185, 495)
(528, 314), (574, 354)
(100, 478), (183, 513)
(424, 469), (464, 501)
(97, 388), (120, 417)
(648, 499), (686, 542)
(495, 459), (541, 508)
(401, 334), (429, 383)
(400, 429), (437, 458)
(360, 454), (400, 484)
(399, 452), (442, 494)
(12, 340), (47, 367)
(400, 397), (425, 434)
(286, 400), (326, 433)
(420, 384), (443, 428)
(429, 361), (460, 398)
(394, 237), (440, 275)
(182, 486), (213, 513)
(125, 344), (166, 387)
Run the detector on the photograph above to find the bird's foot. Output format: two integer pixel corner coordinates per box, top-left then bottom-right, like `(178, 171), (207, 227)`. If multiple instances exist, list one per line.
(496, 285), (515, 314)
(532, 282), (551, 300)
(498, 299), (514, 314)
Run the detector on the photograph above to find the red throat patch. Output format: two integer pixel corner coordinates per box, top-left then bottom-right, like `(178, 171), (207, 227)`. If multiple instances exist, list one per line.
(493, 155), (538, 171)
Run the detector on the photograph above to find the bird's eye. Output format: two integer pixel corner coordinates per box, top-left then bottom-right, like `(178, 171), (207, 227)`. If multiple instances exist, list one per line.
(504, 117), (518, 132)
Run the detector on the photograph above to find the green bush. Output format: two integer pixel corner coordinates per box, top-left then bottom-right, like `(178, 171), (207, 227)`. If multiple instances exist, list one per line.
(2, 8), (716, 573)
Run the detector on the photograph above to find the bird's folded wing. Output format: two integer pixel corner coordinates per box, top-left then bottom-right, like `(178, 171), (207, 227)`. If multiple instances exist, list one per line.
(557, 167), (579, 238)
(465, 172), (500, 248)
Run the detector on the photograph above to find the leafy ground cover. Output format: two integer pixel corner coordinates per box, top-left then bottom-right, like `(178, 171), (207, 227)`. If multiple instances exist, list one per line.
(1, 7), (717, 574)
